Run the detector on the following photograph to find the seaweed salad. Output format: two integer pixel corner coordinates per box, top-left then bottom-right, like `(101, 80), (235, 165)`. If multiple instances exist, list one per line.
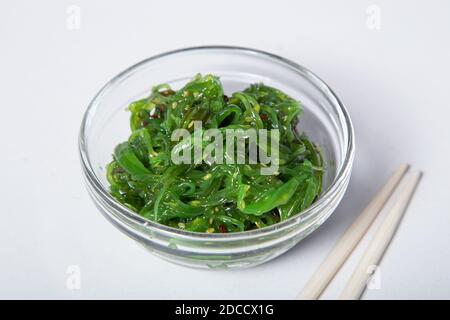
(106, 74), (323, 233)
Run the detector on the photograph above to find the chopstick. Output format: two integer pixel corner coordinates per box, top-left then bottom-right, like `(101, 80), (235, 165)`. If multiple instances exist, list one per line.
(339, 171), (422, 300)
(297, 164), (410, 300)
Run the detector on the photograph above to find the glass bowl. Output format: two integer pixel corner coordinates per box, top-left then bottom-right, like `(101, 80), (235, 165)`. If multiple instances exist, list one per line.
(79, 46), (355, 269)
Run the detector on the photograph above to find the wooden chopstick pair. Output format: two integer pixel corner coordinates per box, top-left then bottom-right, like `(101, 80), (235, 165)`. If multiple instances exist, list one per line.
(297, 164), (422, 300)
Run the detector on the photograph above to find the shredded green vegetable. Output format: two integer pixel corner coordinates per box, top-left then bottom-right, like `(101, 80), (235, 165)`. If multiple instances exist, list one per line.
(106, 74), (323, 233)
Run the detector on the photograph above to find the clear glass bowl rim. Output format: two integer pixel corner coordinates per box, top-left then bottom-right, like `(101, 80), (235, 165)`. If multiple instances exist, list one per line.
(79, 45), (355, 240)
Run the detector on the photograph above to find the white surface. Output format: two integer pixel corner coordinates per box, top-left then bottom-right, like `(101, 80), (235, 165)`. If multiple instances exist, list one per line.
(1, 0), (449, 299)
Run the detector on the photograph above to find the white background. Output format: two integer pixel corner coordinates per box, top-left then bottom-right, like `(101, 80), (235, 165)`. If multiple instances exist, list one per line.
(1, 0), (449, 299)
